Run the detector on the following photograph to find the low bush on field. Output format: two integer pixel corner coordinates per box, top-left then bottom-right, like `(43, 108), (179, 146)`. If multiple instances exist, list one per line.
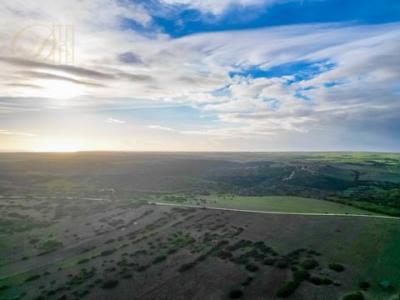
(329, 263), (345, 272)
(101, 280), (119, 289)
(358, 281), (370, 290)
(178, 262), (196, 272)
(342, 291), (365, 300)
(276, 281), (299, 298)
(153, 255), (167, 264)
(100, 249), (116, 256)
(245, 264), (259, 272)
(77, 258), (90, 264)
(308, 276), (332, 285)
(25, 274), (41, 282)
(293, 269), (310, 282)
(301, 259), (319, 270)
(228, 289), (243, 299)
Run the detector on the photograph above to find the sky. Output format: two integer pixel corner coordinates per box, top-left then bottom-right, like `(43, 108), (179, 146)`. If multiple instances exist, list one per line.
(0, 0), (399, 152)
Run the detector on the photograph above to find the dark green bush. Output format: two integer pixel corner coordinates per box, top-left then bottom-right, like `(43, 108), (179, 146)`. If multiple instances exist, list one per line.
(293, 269), (310, 282)
(358, 281), (370, 290)
(100, 249), (116, 256)
(178, 262), (196, 272)
(152, 255), (167, 264)
(228, 289), (243, 299)
(77, 258), (90, 264)
(276, 281), (300, 298)
(301, 259), (319, 270)
(342, 291), (365, 300)
(276, 260), (289, 269)
(245, 264), (259, 272)
(329, 263), (345, 272)
(25, 274), (41, 282)
(100, 280), (119, 289)
(263, 258), (277, 265)
(308, 276), (323, 285)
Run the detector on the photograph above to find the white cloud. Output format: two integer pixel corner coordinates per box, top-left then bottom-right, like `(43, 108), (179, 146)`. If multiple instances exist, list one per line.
(0, 0), (399, 150)
(148, 125), (176, 131)
(106, 118), (125, 124)
(160, 0), (286, 15)
(0, 129), (35, 136)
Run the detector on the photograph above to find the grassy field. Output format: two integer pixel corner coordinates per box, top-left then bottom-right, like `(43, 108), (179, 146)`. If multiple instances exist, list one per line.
(157, 194), (378, 215)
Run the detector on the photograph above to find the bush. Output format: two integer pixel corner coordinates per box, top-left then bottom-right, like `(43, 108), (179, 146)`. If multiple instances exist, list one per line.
(100, 280), (119, 289)
(228, 289), (243, 299)
(152, 255), (167, 264)
(263, 258), (277, 266)
(77, 258), (90, 264)
(100, 249), (116, 256)
(293, 269), (310, 282)
(329, 263), (345, 272)
(178, 262), (196, 272)
(276, 281), (299, 298)
(342, 291), (365, 300)
(276, 260), (290, 269)
(308, 276), (332, 285)
(301, 259), (319, 270)
(245, 264), (259, 272)
(358, 281), (370, 290)
(25, 274), (41, 282)
(308, 276), (323, 285)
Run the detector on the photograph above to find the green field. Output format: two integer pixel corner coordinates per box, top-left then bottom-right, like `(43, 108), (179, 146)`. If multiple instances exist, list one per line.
(157, 194), (379, 215)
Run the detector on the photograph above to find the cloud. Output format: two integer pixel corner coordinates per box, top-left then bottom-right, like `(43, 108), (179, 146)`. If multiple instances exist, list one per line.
(159, 0), (286, 15)
(19, 71), (106, 87)
(106, 118), (126, 124)
(148, 125), (176, 131)
(0, 129), (35, 137)
(118, 52), (144, 65)
(0, 0), (399, 150)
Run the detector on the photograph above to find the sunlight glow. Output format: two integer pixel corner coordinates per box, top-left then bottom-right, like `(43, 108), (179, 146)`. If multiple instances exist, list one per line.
(36, 80), (84, 100)
(33, 138), (88, 152)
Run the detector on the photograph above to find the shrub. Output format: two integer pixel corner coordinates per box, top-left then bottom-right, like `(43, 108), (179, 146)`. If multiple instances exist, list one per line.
(342, 291), (365, 300)
(276, 281), (300, 298)
(263, 258), (277, 266)
(25, 274), (41, 282)
(358, 281), (370, 290)
(276, 260), (290, 269)
(228, 289), (243, 299)
(178, 262), (196, 272)
(100, 280), (119, 289)
(301, 259), (319, 270)
(293, 269), (310, 282)
(77, 258), (90, 264)
(308, 276), (323, 285)
(137, 265), (148, 272)
(241, 277), (253, 287)
(100, 249), (116, 256)
(329, 263), (345, 272)
(245, 264), (259, 272)
(152, 255), (167, 264)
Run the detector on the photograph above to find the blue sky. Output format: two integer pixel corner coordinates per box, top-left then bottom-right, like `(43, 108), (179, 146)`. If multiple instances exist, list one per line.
(0, 0), (399, 151)
(148, 0), (400, 37)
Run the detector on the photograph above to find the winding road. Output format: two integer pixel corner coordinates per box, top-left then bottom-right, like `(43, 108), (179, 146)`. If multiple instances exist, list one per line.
(148, 201), (400, 220)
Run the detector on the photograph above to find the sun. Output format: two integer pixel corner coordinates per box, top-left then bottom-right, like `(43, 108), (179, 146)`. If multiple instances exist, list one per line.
(35, 79), (84, 100)
(34, 138), (87, 152)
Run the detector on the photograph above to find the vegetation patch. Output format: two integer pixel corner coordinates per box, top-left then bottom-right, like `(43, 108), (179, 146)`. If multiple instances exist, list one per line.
(100, 279), (119, 289)
(276, 281), (300, 298)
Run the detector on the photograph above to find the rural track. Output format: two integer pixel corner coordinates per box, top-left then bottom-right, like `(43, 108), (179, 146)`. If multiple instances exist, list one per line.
(148, 202), (400, 220)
